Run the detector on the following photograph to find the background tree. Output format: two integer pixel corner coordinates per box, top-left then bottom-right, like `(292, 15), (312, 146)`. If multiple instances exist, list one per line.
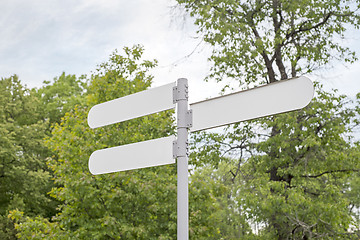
(0, 73), (88, 239)
(177, 0), (360, 238)
(0, 76), (55, 239)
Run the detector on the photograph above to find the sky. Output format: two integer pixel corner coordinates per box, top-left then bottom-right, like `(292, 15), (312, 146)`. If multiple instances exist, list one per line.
(0, 0), (359, 103)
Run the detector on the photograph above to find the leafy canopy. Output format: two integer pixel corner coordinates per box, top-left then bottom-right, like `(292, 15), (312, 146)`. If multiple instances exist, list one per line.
(177, 0), (360, 85)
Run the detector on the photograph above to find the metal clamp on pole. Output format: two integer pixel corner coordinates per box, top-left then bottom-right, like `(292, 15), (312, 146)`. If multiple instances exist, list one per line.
(173, 82), (189, 103)
(173, 140), (189, 158)
(186, 109), (193, 128)
(174, 109), (193, 129)
(174, 78), (190, 240)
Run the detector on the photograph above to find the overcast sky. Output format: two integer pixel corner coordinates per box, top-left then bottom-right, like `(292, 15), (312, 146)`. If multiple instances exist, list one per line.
(0, 0), (359, 103)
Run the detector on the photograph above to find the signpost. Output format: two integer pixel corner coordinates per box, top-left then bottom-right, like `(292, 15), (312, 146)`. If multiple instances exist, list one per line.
(87, 76), (314, 240)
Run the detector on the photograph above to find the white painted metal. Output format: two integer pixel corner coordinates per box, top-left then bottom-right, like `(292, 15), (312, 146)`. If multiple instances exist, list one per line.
(88, 82), (176, 129)
(190, 76), (314, 132)
(88, 135), (175, 175)
(175, 78), (189, 240)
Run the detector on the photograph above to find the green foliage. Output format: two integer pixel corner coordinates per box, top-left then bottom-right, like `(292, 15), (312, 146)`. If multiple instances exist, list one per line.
(0, 75), (58, 238)
(190, 85), (360, 238)
(8, 209), (67, 240)
(0, 76), (48, 211)
(0, 214), (17, 239)
(35, 72), (87, 128)
(190, 163), (254, 239)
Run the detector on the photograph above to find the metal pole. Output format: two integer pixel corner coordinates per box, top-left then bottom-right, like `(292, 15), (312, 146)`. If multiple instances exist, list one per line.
(176, 78), (189, 240)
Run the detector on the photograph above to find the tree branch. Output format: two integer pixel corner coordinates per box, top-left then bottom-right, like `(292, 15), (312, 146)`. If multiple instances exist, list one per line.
(272, 0), (288, 80)
(286, 12), (333, 40)
(301, 169), (359, 178)
(250, 25), (277, 82)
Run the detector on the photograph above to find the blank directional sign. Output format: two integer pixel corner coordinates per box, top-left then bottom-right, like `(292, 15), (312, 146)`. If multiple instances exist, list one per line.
(88, 82), (176, 129)
(89, 135), (175, 175)
(190, 76), (314, 132)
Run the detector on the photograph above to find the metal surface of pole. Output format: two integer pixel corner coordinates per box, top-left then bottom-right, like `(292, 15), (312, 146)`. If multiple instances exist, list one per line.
(175, 78), (189, 240)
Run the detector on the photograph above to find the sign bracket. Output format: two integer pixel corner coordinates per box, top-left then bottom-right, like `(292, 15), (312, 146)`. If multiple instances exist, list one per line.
(172, 139), (189, 158)
(173, 83), (189, 103)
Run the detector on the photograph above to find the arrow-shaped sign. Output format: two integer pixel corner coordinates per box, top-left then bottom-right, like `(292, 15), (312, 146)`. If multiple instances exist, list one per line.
(190, 76), (314, 132)
(89, 136), (175, 175)
(88, 82), (176, 129)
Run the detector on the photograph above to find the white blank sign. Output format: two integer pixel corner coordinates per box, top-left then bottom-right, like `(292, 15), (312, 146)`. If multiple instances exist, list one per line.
(89, 135), (175, 175)
(190, 76), (314, 132)
(88, 82), (176, 129)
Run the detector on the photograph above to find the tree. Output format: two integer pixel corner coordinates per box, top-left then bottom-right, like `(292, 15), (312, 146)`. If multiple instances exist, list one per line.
(0, 76), (56, 239)
(177, 0), (360, 238)
(177, 0), (360, 85)
(0, 72), (88, 239)
(190, 84), (360, 239)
